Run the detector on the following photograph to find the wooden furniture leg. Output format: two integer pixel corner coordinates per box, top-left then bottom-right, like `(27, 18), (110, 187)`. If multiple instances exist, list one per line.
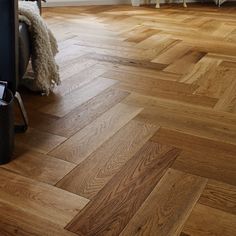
(156, 0), (160, 8)
(183, 0), (187, 7)
(156, 0), (187, 8)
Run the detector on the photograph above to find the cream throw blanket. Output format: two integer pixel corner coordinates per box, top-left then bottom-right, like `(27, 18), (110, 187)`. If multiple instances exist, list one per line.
(19, 2), (60, 95)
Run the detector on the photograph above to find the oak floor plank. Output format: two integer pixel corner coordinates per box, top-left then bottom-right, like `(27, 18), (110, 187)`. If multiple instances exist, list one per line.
(199, 180), (236, 215)
(124, 27), (160, 43)
(180, 56), (221, 84)
(181, 204), (236, 236)
(159, 31), (236, 56)
(15, 127), (66, 154)
(152, 127), (236, 157)
(172, 150), (236, 186)
(66, 142), (181, 236)
(120, 169), (207, 236)
(86, 52), (167, 71)
(102, 70), (197, 94)
(1, 149), (76, 185)
(54, 63), (108, 97)
(136, 106), (236, 146)
(164, 50), (206, 75)
(56, 119), (159, 198)
(40, 77), (118, 117)
(0, 168), (89, 227)
(97, 62), (181, 81)
(59, 58), (96, 82)
(0, 200), (77, 236)
(123, 93), (236, 127)
(50, 103), (142, 163)
(115, 83), (218, 108)
(70, 44), (155, 61)
(152, 41), (192, 65)
(136, 34), (179, 52)
(195, 64), (236, 99)
(43, 88), (129, 138)
(7, 4), (236, 235)
(56, 44), (88, 67)
(214, 78), (236, 113)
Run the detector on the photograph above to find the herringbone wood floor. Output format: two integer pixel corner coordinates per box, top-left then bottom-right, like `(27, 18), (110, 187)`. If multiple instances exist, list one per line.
(1, 3), (236, 235)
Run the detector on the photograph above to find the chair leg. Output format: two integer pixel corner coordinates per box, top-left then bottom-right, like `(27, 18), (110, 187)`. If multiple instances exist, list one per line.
(14, 92), (28, 133)
(183, 0), (187, 7)
(156, 0), (160, 8)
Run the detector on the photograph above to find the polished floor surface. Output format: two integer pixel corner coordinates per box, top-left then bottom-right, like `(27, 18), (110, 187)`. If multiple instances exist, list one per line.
(1, 3), (236, 235)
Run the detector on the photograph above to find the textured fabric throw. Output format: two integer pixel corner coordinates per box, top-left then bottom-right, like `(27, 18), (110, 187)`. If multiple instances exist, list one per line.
(19, 1), (60, 95)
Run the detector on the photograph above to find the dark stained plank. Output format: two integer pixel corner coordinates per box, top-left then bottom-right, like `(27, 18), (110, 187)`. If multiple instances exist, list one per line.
(66, 141), (181, 236)
(199, 180), (236, 215)
(56, 119), (159, 198)
(120, 169), (207, 236)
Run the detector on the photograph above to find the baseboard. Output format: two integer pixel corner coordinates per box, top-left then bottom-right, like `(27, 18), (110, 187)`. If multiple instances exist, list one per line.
(43, 0), (199, 7)
(44, 0), (130, 7)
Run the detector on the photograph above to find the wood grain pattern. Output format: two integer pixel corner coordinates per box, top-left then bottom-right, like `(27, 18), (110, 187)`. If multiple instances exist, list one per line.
(199, 180), (236, 215)
(139, 108), (236, 145)
(15, 127), (66, 154)
(181, 204), (236, 236)
(121, 169), (207, 236)
(195, 63), (236, 99)
(0, 200), (77, 236)
(6, 4), (236, 235)
(50, 103), (142, 163)
(1, 149), (76, 185)
(0, 168), (89, 226)
(40, 77), (118, 117)
(180, 56), (221, 84)
(123, 93), (236, 127)
(172, 151), (236, 186)
(115, 83), (217, 108)
(152, 41), (191, 64)
(152, 127), (236, 157)
(56, 119), (159, 198)
(66, 142), (181, 235)
(42, 88), (129, 138)
(102, 69), (197, 94)
(214, 78), (236, 113)
(55, 63), (107, 96)
(164, 50), (206, 75)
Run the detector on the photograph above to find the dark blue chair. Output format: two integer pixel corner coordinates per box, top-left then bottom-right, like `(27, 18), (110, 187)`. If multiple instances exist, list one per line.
(0, 0), (44, 132)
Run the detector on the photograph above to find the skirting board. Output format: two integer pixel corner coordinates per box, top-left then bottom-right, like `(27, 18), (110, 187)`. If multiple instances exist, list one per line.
(43, 0), (199, 7)
(44, 0), (130, 7)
